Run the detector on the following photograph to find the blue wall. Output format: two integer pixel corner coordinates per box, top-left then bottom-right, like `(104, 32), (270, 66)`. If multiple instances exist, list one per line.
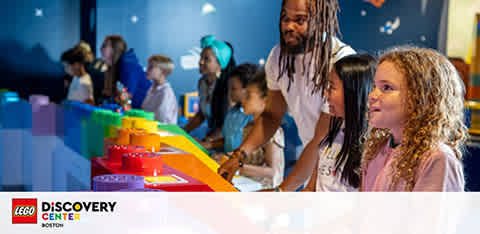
(339, 0), (448, 54)
(0, 0), (448, 101)
(0, 0), (79, 102)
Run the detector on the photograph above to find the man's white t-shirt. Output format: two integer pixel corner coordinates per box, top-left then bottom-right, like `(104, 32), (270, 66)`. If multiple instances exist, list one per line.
(265, 37), (356, 147)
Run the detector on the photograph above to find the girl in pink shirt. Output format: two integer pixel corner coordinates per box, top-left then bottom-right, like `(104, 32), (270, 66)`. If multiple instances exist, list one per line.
(362, 47), (467, 192)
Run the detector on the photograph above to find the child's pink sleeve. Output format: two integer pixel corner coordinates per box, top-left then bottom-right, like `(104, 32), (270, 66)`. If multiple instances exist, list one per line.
(413, 147), (464, 192)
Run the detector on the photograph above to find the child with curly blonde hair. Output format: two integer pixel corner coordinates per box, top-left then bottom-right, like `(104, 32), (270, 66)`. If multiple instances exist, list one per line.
(362, 47), (467, 191)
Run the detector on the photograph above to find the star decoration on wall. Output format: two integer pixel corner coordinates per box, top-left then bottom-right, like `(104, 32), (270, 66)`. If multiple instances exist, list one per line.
(35, 8), (43, 17)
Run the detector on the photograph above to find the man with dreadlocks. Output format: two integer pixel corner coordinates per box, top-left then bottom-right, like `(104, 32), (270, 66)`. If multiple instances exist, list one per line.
(218, 0), (355, 191)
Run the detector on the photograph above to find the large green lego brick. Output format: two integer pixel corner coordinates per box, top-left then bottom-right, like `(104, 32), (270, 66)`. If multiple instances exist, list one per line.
(124, 109), (155, 121)
(85, 118), (104, 159)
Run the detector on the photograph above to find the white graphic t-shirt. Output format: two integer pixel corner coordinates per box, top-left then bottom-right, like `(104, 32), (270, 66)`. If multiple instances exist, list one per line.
(316, 129), (358, 192)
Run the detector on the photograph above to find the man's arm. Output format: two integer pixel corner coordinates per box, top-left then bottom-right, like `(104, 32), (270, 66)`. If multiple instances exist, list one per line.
(278, 112), (330, 191)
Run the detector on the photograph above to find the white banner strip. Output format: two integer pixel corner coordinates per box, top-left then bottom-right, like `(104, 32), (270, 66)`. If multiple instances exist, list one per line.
(2, 193), (479, 234)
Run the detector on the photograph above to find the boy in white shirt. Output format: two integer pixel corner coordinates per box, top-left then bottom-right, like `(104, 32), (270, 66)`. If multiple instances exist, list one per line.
(61, 47), (94, 103)
(142, 55), (178, 124)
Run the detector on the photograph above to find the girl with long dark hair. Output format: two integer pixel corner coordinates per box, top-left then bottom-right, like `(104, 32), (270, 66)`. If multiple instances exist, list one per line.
(303, 54), (376, 191)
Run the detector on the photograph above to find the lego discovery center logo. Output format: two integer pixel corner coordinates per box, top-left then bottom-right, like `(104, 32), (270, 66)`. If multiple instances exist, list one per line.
(12, 198), (117, 228)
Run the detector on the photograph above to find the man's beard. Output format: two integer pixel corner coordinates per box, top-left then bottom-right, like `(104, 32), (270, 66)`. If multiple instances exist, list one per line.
(282, 35), (314, 55)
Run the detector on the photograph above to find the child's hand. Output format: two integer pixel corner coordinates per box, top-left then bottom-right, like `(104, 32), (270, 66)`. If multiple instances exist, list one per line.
(211, 153), (221, 163)
(211, 153), (228, 164)
(200, 141), (212, 149)
(84, 99), (95, 105)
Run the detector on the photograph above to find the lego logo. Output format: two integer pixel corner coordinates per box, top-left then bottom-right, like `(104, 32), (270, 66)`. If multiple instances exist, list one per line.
(14, 206), (36, 217)
(12, 198), (38, 224)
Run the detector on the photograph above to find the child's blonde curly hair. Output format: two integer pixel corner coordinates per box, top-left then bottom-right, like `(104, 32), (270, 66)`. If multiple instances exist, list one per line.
(362, 47), (468, 191)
